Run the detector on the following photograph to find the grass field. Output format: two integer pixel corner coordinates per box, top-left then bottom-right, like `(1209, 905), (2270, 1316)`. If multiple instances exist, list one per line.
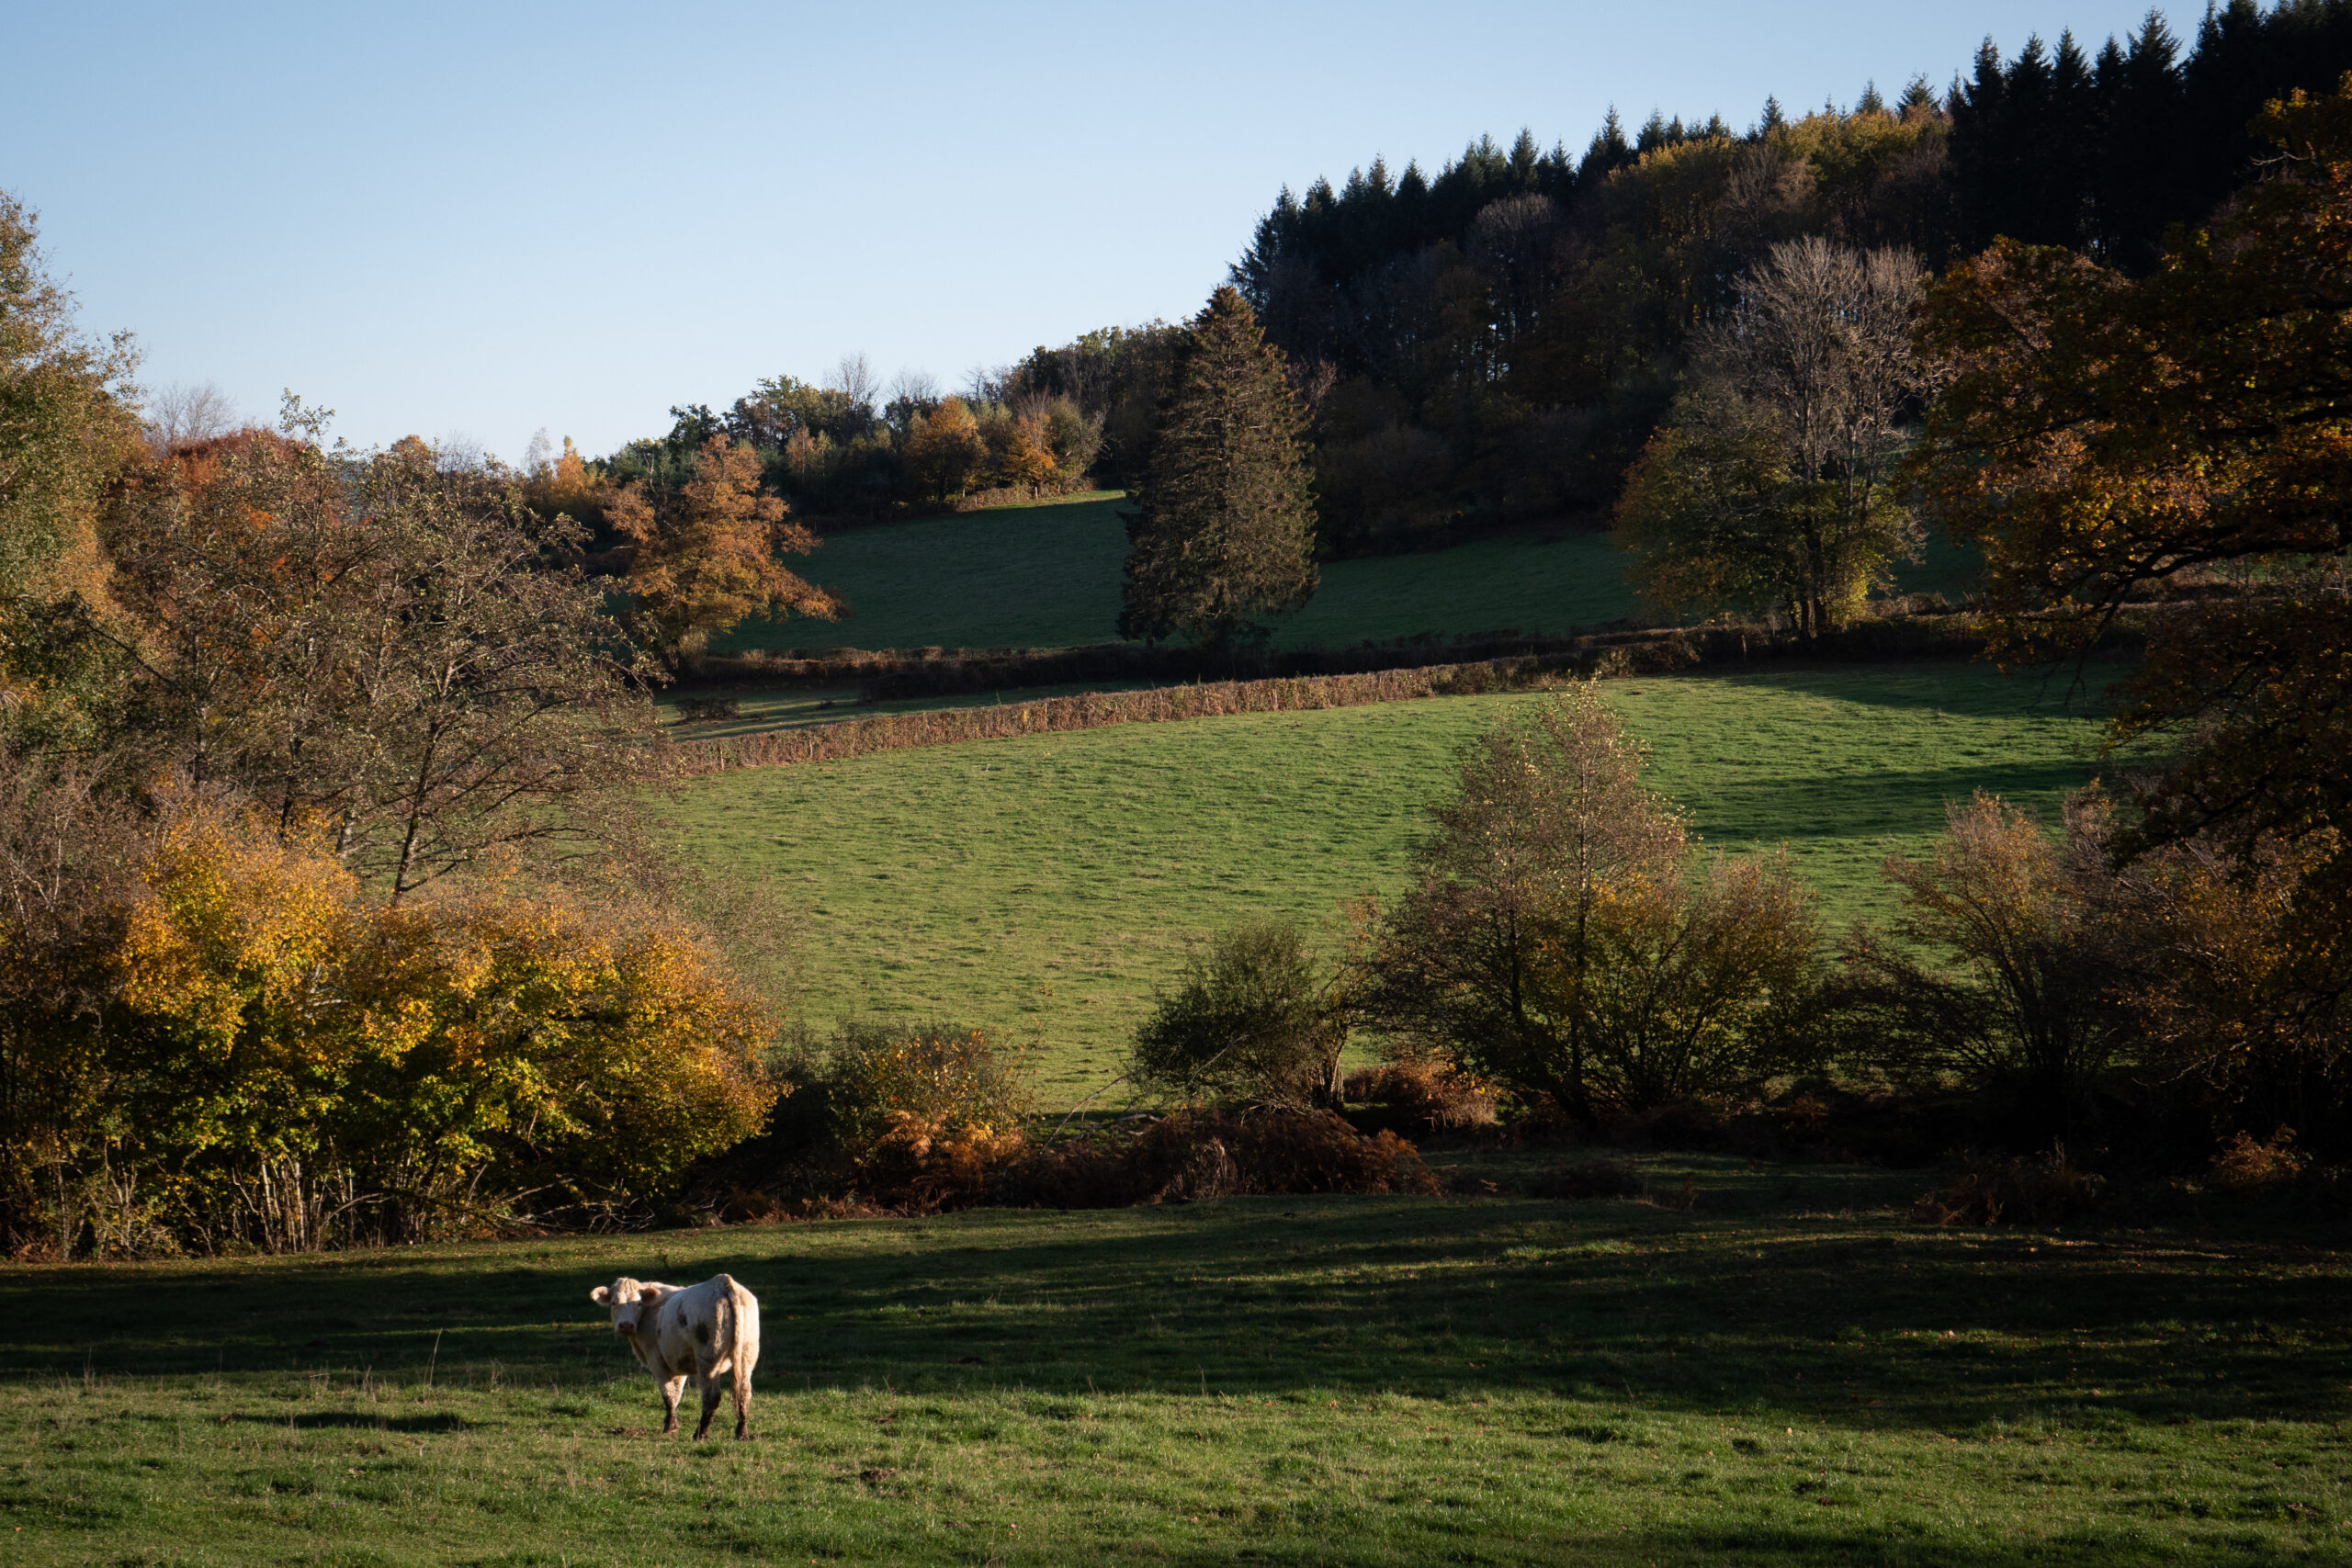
(5, 1156), (2346, 1566)
(716, 495), (1642, 655)
(668, 662), (2128, 1102)
(652, 682), (1157, 741)
(715, 494), (1986, 657)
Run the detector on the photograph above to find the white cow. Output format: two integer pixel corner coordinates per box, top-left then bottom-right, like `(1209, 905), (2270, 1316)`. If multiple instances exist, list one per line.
(589, 1273), (762, 1439)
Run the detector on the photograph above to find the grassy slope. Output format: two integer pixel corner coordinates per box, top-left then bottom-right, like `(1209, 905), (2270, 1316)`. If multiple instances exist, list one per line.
(669, 663), (2124, 1101)
(651, 681), (1156, 741)
(718, 495), (1984, 657)
(717, 495), (1643, 654)
(4, 1160), (2345, 1566)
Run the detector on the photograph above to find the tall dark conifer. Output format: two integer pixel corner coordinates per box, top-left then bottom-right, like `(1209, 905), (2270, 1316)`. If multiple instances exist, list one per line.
(2096, 12), (2185, 270)
(1951, 38), (2012, 248)
(1118, 288), (1318, 652)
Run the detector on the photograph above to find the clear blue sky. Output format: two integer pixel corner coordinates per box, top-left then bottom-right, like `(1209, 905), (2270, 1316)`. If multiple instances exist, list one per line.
(7, 1), (2171, 460)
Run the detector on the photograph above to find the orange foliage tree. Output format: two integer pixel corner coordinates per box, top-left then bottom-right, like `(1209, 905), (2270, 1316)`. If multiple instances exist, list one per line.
(984, 411), (1059, 495)
(608, 434), (838, 663)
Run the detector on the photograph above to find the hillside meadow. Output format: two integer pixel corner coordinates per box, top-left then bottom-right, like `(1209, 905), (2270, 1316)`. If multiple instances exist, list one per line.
(4, 1154), (2345, 1567)
(718, 494), (1642, 655)
(711, 493), (1986, 659)
(669, 661), (2127, 1104)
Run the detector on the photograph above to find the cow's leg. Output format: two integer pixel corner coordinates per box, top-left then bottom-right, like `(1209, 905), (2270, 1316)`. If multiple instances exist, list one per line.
(659, 1374), (686, 1435)
(732, 1345), (756, 1439)
(692, 1372), (723, 1441)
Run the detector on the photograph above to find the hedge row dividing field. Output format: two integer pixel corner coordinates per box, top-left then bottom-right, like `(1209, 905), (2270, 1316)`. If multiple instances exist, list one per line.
(665, 661), (1555, 774)
(669, 662), (2129, 1103)
(3, 1156), (2344, 1566)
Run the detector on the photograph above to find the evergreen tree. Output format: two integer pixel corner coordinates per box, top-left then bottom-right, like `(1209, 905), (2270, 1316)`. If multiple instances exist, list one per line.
(1118, 287), (1317, 652)
(2095, 12), (2186, 271)
(1583, 108), (1635, 178)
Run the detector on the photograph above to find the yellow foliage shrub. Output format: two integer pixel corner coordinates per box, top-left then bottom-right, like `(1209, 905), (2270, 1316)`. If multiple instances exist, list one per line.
(2, 785), (778, 1253)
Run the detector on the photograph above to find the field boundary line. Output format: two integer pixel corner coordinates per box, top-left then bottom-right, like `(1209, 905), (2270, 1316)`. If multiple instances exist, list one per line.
(662, 612), (2079, 775)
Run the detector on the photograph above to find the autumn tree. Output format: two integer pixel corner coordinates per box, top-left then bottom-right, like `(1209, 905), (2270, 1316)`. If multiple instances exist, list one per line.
(607, 434), (838, 664)
(1912, 74), (2352, 1023)
(524, 434), (619, 536)
(1371, 685), (1815, 1119)
(103, 412), (659, 903)
(1618, 238), (1932, 635)
(902, 397), (989, 501)
(1118, 287), (1318, 652)
(0, 191), (141, 746)
(1836, 793), (2132, 1136)
(980, 406), (1058, 495)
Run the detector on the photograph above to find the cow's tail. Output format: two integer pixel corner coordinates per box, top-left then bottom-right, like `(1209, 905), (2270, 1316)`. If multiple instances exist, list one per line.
(710, 1273), (737, 1375)
(728, 1274), (760, 1380)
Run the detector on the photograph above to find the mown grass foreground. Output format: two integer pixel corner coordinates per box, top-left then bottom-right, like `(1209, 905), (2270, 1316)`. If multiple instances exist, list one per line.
(3, 1157), (2346, 1566)
(669, 663), (2124, 1101)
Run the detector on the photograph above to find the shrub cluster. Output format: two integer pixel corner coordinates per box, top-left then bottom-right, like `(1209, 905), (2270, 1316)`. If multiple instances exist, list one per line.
(720, 1022), (1031, 1213)
(0, 784), (776, 1258)
(1342, 1061), (1499, 1135)
(679, 608), (2036, 700)
(1115, 685), (2350, 1191)
(698, 1019), (1440, 1216)
(571, 382), (1105, 530)
(995, 1111), (1440, 1208)
(1912, 1148), (2106, 1227)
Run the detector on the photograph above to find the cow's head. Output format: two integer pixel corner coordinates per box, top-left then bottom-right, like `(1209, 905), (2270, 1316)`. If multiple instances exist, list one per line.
(589, 1277), (667, 1339)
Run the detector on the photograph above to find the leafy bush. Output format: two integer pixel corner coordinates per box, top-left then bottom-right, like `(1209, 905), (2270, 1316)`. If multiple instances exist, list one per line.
(0, 784), (780, 1257)
(1912, 1147), (2106, 1226)
(743, 1021), (1032, 1210)
(1837, 792), (2128, 1139)
(821, 1021), (1031, 1151)
(994, 1110), (1438, 1208)
(1372, 686), (1819, 1122)
(1130, 919), (1343, 1108)
(1343, 1060), (1498, 1134)
(2206, 1126), (2309, 1196)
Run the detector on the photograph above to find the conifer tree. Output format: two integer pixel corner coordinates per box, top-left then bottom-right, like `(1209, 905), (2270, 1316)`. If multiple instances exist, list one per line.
(1117, 287), (1317, 651)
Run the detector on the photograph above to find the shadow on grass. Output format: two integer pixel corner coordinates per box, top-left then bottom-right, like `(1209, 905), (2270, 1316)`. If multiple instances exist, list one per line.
(1691, 761), (2109, 842)
(224, 1411), (473, 1433)
(6, 1173), (2346, 1441)
(1703, 662), (2127, 721)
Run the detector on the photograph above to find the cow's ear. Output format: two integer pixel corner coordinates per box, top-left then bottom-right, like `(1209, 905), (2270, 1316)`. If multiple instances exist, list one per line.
(589, 1285), (611, 1305)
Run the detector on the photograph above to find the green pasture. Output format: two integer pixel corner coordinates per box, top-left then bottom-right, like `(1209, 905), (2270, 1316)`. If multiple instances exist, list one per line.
(651, 681), (1155, 741)
(718, 494), (1642, 654)
(4, 1156), (2345, 1566)
(717, 493), (1984, 657)
(668, 661), (2129, 1102)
